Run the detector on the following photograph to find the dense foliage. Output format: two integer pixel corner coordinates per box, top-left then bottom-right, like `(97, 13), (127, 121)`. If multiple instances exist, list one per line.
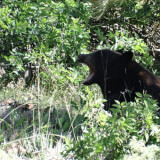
(91, 0), (160, 55)
(0, 0), (160, 159)
(0, 0), (90, 83)
(64, 93), (160, 159)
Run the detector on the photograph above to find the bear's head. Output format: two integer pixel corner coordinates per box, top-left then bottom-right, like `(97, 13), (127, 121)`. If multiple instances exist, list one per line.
(77, 49), (133, 92)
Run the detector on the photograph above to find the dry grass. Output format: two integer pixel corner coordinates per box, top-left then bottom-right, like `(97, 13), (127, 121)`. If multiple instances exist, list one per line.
(0, 65), (102, 159)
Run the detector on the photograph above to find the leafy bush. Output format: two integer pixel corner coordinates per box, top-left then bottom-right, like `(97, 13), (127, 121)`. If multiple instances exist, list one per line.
(123, 136), (160, 160)
(64, 93), (160, 159)
(107, 30), (154, 69)
(0, 0), (91, 83)
(91, 0), (160, 52)
(95, 29), (154, 70)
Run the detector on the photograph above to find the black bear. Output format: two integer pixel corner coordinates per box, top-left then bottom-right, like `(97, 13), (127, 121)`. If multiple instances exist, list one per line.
(77, 49), (160, 110)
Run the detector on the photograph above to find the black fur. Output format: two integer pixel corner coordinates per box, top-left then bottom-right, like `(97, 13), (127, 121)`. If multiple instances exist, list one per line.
(77, 49), (160, 110)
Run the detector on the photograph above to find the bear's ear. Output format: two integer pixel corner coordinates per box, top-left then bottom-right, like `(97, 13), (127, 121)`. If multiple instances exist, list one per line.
(121, 51), (133, 64)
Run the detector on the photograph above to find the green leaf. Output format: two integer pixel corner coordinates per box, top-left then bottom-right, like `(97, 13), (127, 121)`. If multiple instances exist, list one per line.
(136, 92), (142, 97)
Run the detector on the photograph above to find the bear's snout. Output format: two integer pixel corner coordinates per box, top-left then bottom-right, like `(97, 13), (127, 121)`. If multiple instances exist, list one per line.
(77, 54), (84, 63)
(77, 54), (88, 63)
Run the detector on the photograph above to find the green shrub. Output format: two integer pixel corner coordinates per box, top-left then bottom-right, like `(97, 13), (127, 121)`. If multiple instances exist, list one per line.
(0, 0), (91, 82)
(64, 93), (160, 159)
(91, 0), (160, 52)
(95, 29), (153, 69)
(123, 136), (160, 160)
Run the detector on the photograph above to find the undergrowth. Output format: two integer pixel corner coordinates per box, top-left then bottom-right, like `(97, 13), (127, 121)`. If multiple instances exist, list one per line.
(0, 64), (102, 159)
